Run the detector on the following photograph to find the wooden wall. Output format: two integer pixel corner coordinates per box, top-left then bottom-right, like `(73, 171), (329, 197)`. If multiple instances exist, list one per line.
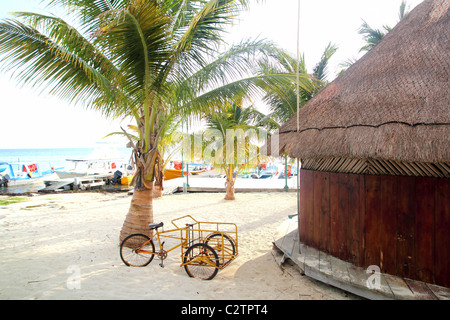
(299, 169), (450, 288)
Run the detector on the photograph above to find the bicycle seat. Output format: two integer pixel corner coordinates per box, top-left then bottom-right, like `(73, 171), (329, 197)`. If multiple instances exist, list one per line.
(148, 222), (164, 230)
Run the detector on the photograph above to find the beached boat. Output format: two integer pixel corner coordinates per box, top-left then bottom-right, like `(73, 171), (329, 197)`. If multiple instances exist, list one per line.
(163, 168), (206, 181)
(109, 169), (134, 186)
(163, 161), (207, 181)
(54, 142), (135, 179)
(55, 158), (133, 179)
(0, 162), (58, 187)
(120, 175), (134, 185)
(163, 168), (188, 181)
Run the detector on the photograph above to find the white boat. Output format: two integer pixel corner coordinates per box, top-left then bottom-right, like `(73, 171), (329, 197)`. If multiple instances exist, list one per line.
(0, 162), (58, 187)
(54, 142), (134, 179)
(55, 158), (133, 179)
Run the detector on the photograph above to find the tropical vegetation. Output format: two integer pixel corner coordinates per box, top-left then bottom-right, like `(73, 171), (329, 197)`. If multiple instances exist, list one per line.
(263, 43), (338, 126)
(198, 101), (278, 200)
(359, 0), (410, 52)
(338, 1), (411, 74)
(0, 0), (312, 240)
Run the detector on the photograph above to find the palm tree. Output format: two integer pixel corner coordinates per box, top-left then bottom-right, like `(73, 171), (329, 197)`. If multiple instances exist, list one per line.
(201, 101), (278, 200)
(105, 115), (183, 198)
(150, 114), (184, 198)
(358, 0), (410, 52)
(312, 42), (339, 84)
(262, 43), (338, 125)
(0, 0), (311, 241)
(358, 20), (391, 52)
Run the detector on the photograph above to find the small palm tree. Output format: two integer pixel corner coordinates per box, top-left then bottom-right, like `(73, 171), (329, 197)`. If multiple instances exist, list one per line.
(201, 101), (277, 200)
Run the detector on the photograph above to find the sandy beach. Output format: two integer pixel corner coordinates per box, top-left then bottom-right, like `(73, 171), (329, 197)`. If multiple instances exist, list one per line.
(0, 190), (359, 300)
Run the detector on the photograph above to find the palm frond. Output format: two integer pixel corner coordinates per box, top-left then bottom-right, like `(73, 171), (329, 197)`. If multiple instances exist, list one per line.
(175, 38), (284, 91)
(174, 0), (247, 54)
(46, 0), (128, 34)
(0, 18), (116, 110)
(313, 42), (338, 82)
(399, 0), (410, 20)
(358, 19), (387, 52)
(99, 0), (173, 98)
(183, 72), (311, 117)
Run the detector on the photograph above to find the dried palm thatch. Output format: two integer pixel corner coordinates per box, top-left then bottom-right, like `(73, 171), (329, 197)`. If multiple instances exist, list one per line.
(266, 0), (449, 177)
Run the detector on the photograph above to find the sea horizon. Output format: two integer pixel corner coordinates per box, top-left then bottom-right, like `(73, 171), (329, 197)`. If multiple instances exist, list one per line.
(0, 146), (133, 170)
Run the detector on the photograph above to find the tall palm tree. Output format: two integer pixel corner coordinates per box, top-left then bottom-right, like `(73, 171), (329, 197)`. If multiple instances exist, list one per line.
(0, 0), (311, 241)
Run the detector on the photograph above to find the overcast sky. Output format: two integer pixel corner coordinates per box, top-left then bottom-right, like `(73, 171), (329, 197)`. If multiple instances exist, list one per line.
(0, 0), (423, 149)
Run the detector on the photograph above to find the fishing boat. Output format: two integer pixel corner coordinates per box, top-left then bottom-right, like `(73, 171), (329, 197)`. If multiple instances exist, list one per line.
(0, 162), (58, 187)
(54, 141), (135, 179)
(55, 158), (133, 179)
(163, 168), (189, 181)
(255, 164), (279, 179)
(163, 161), (207, 181)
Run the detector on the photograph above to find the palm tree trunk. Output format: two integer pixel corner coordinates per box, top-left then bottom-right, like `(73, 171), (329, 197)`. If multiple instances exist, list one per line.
(153, 164), (164, 198)
(224, 178), (235, 200)
(153, 184), (163, 198)
(120, 184), (154, 242)
(224, 165), (235, 200)
(119, 130), (159, 243)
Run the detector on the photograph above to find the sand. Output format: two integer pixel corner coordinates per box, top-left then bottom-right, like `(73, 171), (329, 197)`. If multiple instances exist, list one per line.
(0, 190), (358, 300)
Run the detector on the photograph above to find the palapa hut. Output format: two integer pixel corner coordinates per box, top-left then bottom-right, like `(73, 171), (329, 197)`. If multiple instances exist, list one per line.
(268, 0), (450, 288)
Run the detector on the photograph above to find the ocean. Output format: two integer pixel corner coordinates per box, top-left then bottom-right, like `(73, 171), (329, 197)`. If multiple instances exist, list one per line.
(0, 146), (133, 194)
(0, 147), (133, 171)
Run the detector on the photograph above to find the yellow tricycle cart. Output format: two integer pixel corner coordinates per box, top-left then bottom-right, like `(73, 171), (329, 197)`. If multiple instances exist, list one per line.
(120, 215), (238, 280)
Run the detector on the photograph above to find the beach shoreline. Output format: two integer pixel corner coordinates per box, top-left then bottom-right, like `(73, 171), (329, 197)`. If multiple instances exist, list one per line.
(0, 191), (358, 300)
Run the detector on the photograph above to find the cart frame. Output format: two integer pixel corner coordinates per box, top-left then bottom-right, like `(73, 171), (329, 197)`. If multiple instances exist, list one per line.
(119, 215), (238, 280)
(172, 215), (239, 269)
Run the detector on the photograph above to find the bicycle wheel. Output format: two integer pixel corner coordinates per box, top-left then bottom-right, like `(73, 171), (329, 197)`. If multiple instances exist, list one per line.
(120, 234), (155, 267)
(205, 233), (236, 266)
(183, 243), (219, 280)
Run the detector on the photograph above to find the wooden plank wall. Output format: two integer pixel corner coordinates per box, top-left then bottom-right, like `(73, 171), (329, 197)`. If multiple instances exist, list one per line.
(298, 169), (450, 288)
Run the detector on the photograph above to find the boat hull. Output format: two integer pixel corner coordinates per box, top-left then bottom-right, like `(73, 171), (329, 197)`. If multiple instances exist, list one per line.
(164, 168), (187, 181)
(163, 168), (205, 181)
(3, 173), (59, 187)
(120, 175), (134, 185)
(1, 162), (59, 188)
(55, 171), (88, 179)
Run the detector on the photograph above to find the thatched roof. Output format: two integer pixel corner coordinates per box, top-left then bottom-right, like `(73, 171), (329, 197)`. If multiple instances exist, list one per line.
(267, 0), (449, 166)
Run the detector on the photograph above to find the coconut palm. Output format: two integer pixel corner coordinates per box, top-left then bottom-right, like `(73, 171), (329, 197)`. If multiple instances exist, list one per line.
(262, 43), (338, 125)
(105, 114), (183, 198)
(358, 0), (410, 52)
(0, 0), (312, 241)
(200, 101), (278, 200)
(358, 20), (391, 52)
